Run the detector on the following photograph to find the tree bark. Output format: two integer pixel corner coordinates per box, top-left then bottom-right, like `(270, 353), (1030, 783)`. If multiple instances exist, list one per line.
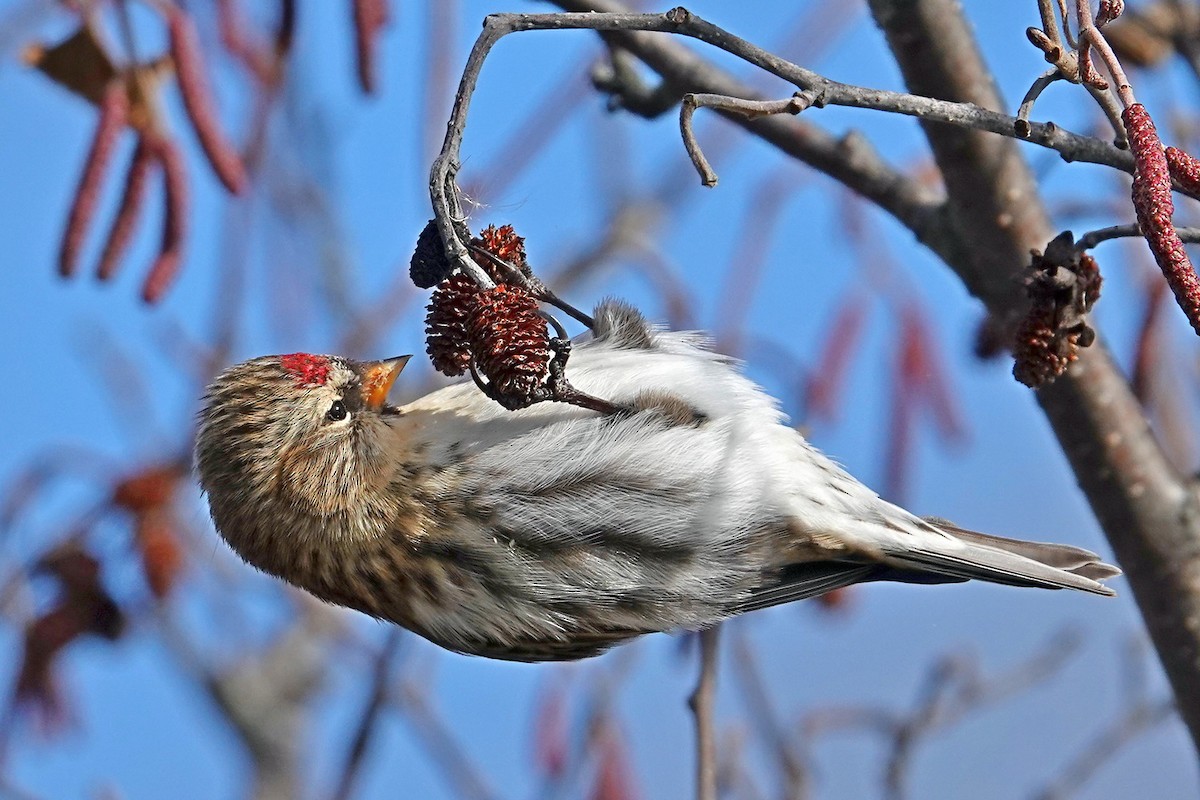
(868, 0), (1200, 753)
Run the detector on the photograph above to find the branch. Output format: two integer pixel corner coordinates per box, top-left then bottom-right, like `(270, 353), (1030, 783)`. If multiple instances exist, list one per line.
(328, 630), (403, 800)
(679, 92), (817, 186)
(1015, 68), (1066, 137)
(518, 6), (1154, 174)
(799, 629), (1083, 799)
(432, 4), (1190, 302)
(867, 0), (1200, 755)
(157, 603), (333, 800)
(1076, 223), (1200, 250)
(1034, 697), (1175, 800)
(393, 673), (497, 800)
(431, 0), (1200, 757)
(689, 627), (721, 800)
(730, 630), (809, 799)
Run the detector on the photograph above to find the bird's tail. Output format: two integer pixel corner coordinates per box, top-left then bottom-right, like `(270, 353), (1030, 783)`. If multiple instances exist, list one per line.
(883, 517), (1122, 596)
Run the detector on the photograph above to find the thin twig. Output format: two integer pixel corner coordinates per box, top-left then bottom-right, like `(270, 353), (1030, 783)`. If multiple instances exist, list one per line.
(328, 630), (404, 800)
(1033, 698), (1175, 800)
(1076, 0), (1137, 108)
(730, 630), (808, 800)
(465, 243), (595, 327)
(679, 92), (816, 186)
(394, 677), (497, 800)
(429, 7), (1191, 292)
(800, 629), (1083, 800)
(1016, 68), (1065, 138)
(1035, 0), (1063, 51)
(689, 626), (721, 800)
(1076, 223), (1200, 250)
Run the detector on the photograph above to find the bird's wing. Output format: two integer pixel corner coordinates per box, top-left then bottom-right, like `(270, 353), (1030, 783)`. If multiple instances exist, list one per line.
(735, 560), (970, 615)
(735, 562), (877, 614)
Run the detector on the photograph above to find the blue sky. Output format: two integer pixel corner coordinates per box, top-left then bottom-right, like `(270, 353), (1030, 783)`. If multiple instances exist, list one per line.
(1, 1), (1197, 798)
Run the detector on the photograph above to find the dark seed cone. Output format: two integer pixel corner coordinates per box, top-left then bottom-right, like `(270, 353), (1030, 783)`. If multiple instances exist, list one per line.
(425, 274), (479, 376)
(468, 284), (550, 408)
(411, 219), (453, 289)
(472, 223), (531, 282)
(1013, 304), (1077, 387)
(1011, 232), (1103, 387)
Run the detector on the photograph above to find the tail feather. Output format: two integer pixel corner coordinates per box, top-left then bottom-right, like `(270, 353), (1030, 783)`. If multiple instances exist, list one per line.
(924, 518), (1122, 581)
(886, 517), (1121, 597)
(741, 517), (1122, 615)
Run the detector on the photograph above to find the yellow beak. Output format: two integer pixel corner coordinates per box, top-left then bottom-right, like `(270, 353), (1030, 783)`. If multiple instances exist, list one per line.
(361, 356), (411, 411)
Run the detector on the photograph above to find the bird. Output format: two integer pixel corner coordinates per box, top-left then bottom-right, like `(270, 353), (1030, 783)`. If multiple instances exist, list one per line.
(195, 299), (1120, 662)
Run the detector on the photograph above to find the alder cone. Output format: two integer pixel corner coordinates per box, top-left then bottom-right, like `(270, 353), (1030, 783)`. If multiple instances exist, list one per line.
(1013, 304), (1074, 387)
(425, 274), (479, 376)
(410, 219), (453, 289)
(468, 284), (550, 408)
(473, 224), (530, 280)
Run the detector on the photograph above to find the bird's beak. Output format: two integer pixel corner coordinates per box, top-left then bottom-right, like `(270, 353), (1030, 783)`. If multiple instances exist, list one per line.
(361, 356), (411, 411)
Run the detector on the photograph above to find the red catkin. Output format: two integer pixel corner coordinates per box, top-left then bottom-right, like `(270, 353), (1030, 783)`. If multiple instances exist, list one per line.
(476, 224), (528, 273)
(59, 81), (128, 277)
(1013, 304), (1071, 388)
(135, 513), (183, 598)
(96, 138), (156, 281)
(167, 6), (248, 195)
(805, 298), (867, 421)
(1131, 281), (1167, 402)
(425, 273), (479, 376)
(353, 0), (389, 94)
(1011, 236), (1101, 388)
(901, 308), (964, 442)
(141, 137), (189, 303)
(1124, 103), (1200, 335)
(1165, 146), (1200, 197)
(216, 0), (275, 85)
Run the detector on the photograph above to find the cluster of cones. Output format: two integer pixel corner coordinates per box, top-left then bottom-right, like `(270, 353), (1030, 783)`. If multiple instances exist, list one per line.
(412, 222), (554, 409)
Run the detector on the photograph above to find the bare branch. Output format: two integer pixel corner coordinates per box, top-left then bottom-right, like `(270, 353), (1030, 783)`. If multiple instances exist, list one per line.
(799, 629), (1083, 800)
(1076, 223), (1200, 250)
(432, 4), (1199, 302)
(1034, 698), (1175, 800)
(393, 674), (498, 800)
(1075, 0), (1137, 108)
(328, 630), (403, 800)
(679, 92), (816, 186)
(1016, 68), (1066, 138)
(730, 630), (809, 800)
(157, 603), (334, 800)
(868, 0), (1200, 753)
(689, 626), (721, 800)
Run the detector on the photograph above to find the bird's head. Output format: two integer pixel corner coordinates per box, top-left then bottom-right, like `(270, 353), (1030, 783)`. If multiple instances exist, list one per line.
(195, 353), (410, 557)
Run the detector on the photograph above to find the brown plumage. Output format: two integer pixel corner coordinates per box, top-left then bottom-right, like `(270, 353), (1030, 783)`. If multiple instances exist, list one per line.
(195, 301), (1120, 662)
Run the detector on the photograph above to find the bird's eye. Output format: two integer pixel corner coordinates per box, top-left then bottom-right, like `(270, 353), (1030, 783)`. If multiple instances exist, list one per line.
(326, 399), (348, 422)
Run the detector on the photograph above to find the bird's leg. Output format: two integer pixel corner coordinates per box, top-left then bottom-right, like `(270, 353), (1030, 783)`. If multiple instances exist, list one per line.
(543, 336), (625, 415)
(467, 311), (626, 414)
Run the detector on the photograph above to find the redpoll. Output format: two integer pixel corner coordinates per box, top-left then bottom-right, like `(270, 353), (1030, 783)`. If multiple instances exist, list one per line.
(195, 301), (1119, 661)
